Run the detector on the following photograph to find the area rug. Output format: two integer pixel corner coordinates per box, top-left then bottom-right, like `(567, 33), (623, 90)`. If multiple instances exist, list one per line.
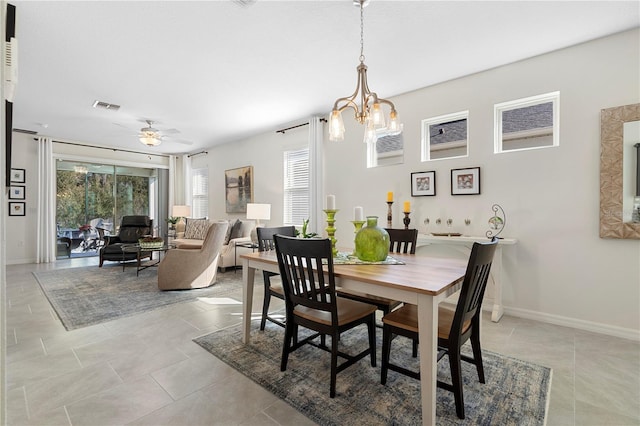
(34, 265), (243, 331)
(194, 323), (552, 425)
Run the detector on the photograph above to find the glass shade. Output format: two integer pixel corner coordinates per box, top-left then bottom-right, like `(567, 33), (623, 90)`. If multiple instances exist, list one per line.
(139, 136), (161, 146)
(329, 110), (345, 142)
(371, 103), (386, 128)
(363, 118), (378, 144)
(388, 110), (402, 135)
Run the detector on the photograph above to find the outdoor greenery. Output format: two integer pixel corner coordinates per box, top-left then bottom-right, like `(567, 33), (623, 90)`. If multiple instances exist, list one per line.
(56, 170), (149, 232)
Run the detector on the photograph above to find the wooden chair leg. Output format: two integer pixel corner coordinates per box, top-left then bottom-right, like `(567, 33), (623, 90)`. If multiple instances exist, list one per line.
(412, 339), (418, 358)
(449, 350), (466, 419)
(368, 314), (377, 367)
(281, 320), (294, 371)
(471, 333), (485, 383)
(381, 324), (392, 385)
(330, 331), (339, 398)
(260, 292), (271, 331)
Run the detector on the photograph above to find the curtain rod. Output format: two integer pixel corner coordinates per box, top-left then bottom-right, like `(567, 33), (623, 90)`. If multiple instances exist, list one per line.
(276, 118), (327, 134)
(34, 138), (171, 158)
(187, 150), (208, 158)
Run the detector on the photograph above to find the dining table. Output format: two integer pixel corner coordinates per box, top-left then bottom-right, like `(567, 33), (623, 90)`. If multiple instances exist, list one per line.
(241, 249), (468, 426)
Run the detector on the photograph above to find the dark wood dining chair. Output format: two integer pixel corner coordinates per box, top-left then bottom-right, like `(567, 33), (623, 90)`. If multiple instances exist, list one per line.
(273, 235), (377, 398)
(336, 228), (418, 325)
(256, 226), (296, 330)
(380, 237), (498, 419)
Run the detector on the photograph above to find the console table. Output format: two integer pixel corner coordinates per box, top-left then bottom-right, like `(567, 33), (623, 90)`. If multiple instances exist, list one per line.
(416, 234), (517, 322)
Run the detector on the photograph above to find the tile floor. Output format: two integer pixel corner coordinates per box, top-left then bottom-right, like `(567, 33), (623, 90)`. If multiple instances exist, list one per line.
(4, 257), (640, 425)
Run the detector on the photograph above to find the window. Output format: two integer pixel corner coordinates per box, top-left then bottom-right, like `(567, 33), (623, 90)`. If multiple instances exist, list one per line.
(283, 148), (310, 226)
(192, 167), (209, 218)
(421, 111), (469, 161)
(367, 130), (404, 168)
(494, 91), (560, 153)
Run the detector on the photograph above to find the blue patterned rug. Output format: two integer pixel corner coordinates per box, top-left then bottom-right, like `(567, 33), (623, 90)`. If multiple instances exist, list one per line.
(34, 265), (242, 330)
(194, 322), (551, 425)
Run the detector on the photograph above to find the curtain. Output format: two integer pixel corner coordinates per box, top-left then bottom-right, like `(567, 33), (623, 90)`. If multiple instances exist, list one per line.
(36, 137), (56, 263)
(182, 154), (193, 208)
(308, 116), (324, 235)
(168, 155), (177, 210)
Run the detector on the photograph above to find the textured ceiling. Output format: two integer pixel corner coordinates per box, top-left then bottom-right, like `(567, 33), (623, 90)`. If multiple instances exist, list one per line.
(9, 0), (640, 155)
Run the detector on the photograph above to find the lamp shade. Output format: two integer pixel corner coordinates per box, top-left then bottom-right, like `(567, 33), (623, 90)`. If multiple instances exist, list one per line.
(172, 205), (191, 217)
(246, 203), (271, 221)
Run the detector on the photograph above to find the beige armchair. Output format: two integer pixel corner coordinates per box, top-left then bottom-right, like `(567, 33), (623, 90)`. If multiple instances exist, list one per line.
(158, 222), (229, 290)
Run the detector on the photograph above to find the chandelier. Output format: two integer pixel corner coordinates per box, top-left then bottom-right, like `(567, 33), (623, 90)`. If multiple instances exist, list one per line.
(328, 0), (401, 144)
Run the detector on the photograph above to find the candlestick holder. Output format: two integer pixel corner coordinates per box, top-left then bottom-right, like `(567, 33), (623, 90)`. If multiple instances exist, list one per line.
(387, 201), (393, 228)
(403, 212), (411, 229)
(351, 220), (365, 254)
(323, 209), (339, 257)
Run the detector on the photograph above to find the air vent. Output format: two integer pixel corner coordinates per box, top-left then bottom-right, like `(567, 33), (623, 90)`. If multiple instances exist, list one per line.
(92, 100), (121, 111)
(13, 128), (37, 135)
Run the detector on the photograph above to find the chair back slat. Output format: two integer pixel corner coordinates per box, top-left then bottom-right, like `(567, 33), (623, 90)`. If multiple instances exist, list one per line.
(451, 238), (498, 339)
(257, 226), (296, 252)
(275, 235), (337, 321)
(385, 228), (418, 254)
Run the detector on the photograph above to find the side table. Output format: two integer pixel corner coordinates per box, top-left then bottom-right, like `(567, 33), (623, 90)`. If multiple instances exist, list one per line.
(235, 241), (259, 273)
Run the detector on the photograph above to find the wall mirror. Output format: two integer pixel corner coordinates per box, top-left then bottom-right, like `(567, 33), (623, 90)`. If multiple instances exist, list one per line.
(600, 103), (640, 239)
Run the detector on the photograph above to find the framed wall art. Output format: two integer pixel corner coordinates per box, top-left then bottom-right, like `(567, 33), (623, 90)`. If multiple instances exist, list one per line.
(411, 171), (436, 196)
(10, 168), (25, 184)
(224, 165), (254, 213)
(9, 185), (25, 200)
(451, 167), (481, 195)
(9, 201), (25, 216)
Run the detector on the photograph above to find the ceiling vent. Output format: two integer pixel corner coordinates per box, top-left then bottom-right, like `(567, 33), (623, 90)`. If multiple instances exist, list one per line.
(92, 100), (120, 111)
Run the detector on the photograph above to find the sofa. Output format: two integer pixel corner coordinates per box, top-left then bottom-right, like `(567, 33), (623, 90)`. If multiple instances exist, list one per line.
(172, 218), (256, 272)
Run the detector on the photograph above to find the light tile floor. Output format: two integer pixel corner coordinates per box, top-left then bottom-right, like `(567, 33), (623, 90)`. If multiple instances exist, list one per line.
(4, 258), (640, 425)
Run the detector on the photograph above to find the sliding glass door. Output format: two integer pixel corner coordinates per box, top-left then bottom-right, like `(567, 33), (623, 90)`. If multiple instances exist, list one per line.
(56, 161), (158, 257)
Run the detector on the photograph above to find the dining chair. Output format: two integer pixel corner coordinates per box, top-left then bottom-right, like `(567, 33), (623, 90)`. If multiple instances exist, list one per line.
(273, 234), (377, 398)
(255, 225), (296, 330)
(380, 237), (498, 419)
(336, 228), (418, 325)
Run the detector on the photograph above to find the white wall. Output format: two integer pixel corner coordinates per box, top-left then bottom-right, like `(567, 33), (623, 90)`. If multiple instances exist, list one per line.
(202, 29), (640, 338)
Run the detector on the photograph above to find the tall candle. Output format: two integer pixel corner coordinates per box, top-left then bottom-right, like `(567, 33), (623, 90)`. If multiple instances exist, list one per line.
(387, 191), (394, 202)
(326, 194), (336, 210)
(354, 206), (364, 221)
(403, 201), (411, 213)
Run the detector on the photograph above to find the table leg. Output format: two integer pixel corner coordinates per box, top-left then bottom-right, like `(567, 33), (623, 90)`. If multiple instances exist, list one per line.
(242, 258), (256, 343)
(417, 293), (439, 426)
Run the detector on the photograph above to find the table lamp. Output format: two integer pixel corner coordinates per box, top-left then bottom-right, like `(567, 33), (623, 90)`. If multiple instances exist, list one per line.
(247, 203), (271, 242)
(171, 205), (191, 234)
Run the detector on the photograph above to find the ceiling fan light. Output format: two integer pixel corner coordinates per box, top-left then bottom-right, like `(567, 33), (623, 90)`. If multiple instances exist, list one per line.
(139, 135), (161, 146)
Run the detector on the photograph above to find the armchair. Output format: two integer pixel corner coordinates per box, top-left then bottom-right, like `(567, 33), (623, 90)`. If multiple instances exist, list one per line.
(99, 215), (153, 267)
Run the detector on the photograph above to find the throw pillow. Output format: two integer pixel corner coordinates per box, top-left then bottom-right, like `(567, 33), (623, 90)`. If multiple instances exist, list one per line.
(229, 219), (243, 241)
(184, 219), (210, 240)
(220, 220), (232, 245)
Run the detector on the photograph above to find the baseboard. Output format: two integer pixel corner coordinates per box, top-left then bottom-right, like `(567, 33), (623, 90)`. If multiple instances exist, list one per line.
(504, 306), (640, 342)
(6, 257), (37, 265)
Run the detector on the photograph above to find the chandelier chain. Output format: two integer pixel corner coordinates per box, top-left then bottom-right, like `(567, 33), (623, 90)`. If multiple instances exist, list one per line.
(359, 1), (365, 63)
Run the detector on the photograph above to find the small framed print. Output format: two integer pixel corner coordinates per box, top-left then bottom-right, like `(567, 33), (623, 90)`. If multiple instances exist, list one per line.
(451, 167), (481, 195)
(411, 171), (436, 196)
(9, 202), (25, 216)
(10, 168), (25, 183)
(9, 185), (25, 200)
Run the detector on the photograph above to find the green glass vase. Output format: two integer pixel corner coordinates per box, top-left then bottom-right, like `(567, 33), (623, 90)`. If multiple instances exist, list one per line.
(355, 216), (390, 262)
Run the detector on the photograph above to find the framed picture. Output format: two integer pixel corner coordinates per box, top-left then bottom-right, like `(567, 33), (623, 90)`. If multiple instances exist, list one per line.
(9, 185), (25, 199)
(10, 168), (25, 183)
(9, 201), (25, 216)
(411, 171), (436, 196)
(225, 165), (254, 213)
(451, 167), (481, 195)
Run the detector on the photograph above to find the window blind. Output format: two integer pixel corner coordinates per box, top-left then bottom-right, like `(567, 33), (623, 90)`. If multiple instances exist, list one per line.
(191, 167), (209, 218)
(283, 148), (310, 226)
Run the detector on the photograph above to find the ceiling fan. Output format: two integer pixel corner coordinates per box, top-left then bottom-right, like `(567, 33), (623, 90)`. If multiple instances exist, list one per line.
(133, 119), (193, 147)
